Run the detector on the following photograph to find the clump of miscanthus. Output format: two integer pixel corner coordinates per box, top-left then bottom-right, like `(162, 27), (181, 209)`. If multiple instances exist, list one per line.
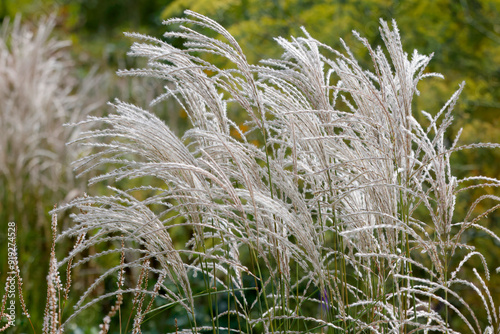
(47, 11), (500, 334)
(0, 14), (103, 333)
(0, 15), (103, 227)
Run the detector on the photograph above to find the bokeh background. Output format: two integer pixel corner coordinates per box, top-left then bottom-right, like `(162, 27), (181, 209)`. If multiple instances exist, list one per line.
(1, 0), (500, 332)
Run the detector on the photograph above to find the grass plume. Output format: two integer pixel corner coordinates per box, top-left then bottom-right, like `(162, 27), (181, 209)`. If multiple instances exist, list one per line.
(43, 11), (500, 333)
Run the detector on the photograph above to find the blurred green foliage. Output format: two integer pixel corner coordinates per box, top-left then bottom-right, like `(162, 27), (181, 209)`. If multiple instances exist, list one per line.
(1, 0), (500, 332)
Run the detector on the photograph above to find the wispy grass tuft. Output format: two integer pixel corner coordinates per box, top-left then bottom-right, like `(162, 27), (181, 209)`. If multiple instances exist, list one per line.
(49, 11), (500, 333)
(0, 15), (104, 222)
(0, 14), (105, 328)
